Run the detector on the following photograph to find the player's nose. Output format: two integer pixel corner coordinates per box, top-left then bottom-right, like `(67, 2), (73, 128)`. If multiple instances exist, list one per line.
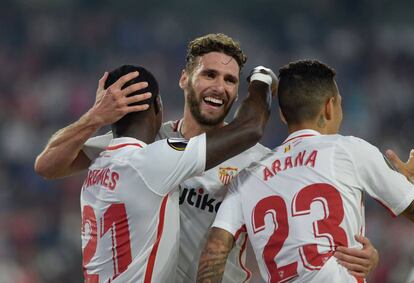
(210, 78), (226, 95)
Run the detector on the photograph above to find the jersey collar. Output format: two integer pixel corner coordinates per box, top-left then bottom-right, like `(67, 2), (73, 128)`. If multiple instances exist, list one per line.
(173, 119), (184, 134)
(177, 119), (184, 137)
(106, 137), (147, 150)
(282, 129), (321, 145)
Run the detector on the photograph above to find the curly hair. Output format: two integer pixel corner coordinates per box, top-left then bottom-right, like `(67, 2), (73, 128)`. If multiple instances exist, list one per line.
(185, 33), (247, 72)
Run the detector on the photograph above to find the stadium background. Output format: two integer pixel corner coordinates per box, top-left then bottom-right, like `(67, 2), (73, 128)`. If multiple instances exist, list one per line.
(1, 0), (414, 282)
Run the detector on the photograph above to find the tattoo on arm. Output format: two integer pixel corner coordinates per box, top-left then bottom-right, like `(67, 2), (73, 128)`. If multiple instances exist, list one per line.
(197, 227), (235, 283)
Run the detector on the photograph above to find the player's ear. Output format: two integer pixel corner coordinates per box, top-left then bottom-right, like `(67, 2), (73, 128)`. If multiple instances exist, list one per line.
(278, 107), (287, 125)
(179, 69), (188, 90)
(325, 96), (335, 121)
(154, 95), (162, 114)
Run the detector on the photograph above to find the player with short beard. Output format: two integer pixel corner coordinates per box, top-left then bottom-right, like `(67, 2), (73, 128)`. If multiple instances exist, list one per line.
(184, 58), (237, 126)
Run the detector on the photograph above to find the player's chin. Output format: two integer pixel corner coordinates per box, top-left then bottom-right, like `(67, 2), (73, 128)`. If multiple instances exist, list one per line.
(200, 112), (226, 126)
(201, 105), (224, 116)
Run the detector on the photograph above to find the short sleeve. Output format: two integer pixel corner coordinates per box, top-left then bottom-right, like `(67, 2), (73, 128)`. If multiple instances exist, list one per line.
(83, 132), (113, 160)
(212, 173), (245, 236)
(134, 133), (206, 195)
(345, 137), (414, 216)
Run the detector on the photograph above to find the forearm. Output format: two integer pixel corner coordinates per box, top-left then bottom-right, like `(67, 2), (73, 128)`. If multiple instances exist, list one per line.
(233, 80), (271, 136)
(402, 200), (414, 222)
(197, 227), (235, 283)
(34, 110), (100, 179)
(205, 81), (271, 169)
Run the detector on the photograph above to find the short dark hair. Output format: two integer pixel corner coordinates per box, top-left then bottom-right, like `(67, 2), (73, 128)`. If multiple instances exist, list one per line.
(185, 33), (247, 72)
(278, 59), (337, 125)
(105, 65), (159, 132)
(105, 64), (159, 108)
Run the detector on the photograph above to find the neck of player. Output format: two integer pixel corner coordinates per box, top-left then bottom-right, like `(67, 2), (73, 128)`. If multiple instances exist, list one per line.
(112, 118), (158, 144)
(287, 122), (329, 136)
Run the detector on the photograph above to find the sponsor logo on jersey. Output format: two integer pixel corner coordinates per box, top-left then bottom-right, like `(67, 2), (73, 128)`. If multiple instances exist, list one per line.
(218, 167), (238, 185)
(284, 144), (291, 153)
(167, 138), (188, 151)
(179, 187), (221, 213)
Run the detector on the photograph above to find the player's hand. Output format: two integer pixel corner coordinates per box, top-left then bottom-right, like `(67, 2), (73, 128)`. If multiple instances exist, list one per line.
(89, 71), (152, 127)
(334, 235), (379, 278)
(386, 149), (414, 184)
(247, 66), (278, 96)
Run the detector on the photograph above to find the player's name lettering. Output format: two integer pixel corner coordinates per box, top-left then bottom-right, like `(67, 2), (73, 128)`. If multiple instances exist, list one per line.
(179, 188), (221, 213)
(83, 168), (120, 190)
(263, 149), (318, 181)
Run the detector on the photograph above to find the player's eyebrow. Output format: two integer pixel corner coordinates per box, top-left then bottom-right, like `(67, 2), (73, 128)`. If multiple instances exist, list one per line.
(224, 73), (238, 83)
(200, 68), (218, 76)
(201, 68), (238, 83)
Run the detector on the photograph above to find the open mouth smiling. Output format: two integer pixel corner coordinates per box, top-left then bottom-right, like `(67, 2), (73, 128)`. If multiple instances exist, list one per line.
(203, 96), (224, 108)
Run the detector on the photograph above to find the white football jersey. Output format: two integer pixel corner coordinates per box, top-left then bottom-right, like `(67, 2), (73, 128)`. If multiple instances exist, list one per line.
(213, 129), (414, 283)
(83, 119), (270, 283)
(81, 134), (206, 283)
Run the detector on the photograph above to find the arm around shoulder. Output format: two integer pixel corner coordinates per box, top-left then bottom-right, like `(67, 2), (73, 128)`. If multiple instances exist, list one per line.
(35, 70), (151, 179)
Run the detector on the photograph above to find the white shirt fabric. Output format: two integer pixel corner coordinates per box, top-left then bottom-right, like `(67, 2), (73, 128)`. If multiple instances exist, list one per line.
(83, 119), (270, 283)
(81, 134), (206, 283)
(213, 129), (414, 283)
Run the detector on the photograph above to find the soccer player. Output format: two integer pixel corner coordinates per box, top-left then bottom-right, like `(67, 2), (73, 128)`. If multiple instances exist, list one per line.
(67, 62), (276, 283)
(197, 59), (414, 283)
(35, 34), (379, 282)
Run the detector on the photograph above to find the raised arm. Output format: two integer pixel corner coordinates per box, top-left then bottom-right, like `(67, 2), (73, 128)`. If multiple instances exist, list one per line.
(34, 71), (151, 179)
(385, 149), (414, 184)
(205, 67), (277, 170)
(197, 227), (235, 283)
(385, 149), (414, 221)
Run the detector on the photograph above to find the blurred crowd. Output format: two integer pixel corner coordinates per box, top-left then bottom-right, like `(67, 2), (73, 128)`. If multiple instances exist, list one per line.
(0, 0), (413, 282)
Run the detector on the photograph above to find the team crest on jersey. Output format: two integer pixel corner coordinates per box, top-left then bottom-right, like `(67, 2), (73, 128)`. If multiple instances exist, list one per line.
(218, 167), (238, 185)
(167, 138), (188, 151)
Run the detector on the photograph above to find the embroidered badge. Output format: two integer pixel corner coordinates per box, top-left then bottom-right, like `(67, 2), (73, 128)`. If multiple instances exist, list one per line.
(218, 167), (238, 185)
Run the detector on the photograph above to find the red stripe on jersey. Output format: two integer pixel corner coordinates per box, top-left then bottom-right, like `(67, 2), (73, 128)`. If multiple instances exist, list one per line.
(234, 225), (247, 241)
(173, 119), (180, 132)
(106, 143), (143, 150)
(239, 234), (252, 283)
(282, 134), (316, 145)
(372, 197), (397, 217)
(359, 192), (365, 235)
(354, 276), (364, 283)
(144, 195), (169, 283)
